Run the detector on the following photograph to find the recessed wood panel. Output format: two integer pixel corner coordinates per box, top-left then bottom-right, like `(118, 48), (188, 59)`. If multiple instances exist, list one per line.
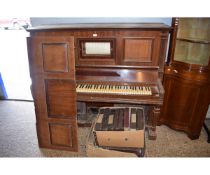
(162, 78), (200, 126)
(49, 123), (73, 147)
(42, 43), (68, 72)
(124, 39), (153, 62)
(45, 79), (76, 118)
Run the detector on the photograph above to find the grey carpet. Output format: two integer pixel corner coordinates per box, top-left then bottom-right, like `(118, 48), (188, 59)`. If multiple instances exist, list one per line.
(0, 100), (210, 157)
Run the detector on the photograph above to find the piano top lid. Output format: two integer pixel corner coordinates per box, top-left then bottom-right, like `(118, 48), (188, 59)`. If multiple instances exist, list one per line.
(27, 23), (171, 31)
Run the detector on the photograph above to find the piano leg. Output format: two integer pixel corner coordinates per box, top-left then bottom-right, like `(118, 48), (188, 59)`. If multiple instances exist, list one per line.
(147, 106), (160, 140)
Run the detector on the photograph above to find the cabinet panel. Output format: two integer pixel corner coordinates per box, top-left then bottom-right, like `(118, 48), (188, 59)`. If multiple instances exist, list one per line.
(42, 43), (69, 72)
(49, 123), (73, 147)
(28, 36), (75, 75)
(124, 38), (153, 63)
(37, 119), (78, 151)
(46, 79), (76, 118)
(119, 36), (161, 66)
(161, 77), (200, 127)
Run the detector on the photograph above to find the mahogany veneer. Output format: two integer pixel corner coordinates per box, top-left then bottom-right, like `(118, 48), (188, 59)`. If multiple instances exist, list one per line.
(27, 23), (170, 151)
(159, 18), (210, 139)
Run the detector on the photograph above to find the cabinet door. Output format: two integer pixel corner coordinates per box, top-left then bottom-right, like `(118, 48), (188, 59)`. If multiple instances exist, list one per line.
(36, 119), (78, 151)
(27, 36), (78, 151)
(117, 31), (162, 66)
(160, 74), (210, 139)
(28, 37), (75, 76)
(161, 77), (200, 127)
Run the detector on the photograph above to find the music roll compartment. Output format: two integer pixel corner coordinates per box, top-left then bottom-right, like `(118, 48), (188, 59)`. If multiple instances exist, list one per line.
(93, 107), (145, 149)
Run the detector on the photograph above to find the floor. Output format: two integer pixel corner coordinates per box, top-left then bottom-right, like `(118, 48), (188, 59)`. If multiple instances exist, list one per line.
(0, 100), (210, 157)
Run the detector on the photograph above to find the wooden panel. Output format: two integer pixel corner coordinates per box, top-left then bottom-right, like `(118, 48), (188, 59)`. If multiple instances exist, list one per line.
(46, 79), (76, 118)
(36, 119), (78, 151)
(42, 43), (68, 72)
(124, 39), (153, 63)
(28, 36), (75, 76)
(162, 78), (200, 126)
(159, 63), (210, 139)
(49, 123), (73, 147)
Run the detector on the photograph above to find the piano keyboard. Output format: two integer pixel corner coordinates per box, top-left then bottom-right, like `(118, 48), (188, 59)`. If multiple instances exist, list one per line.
(76, 83), (152, 95)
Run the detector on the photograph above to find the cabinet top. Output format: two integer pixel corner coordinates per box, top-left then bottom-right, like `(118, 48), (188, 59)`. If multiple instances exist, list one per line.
(27, 23), (171, 31)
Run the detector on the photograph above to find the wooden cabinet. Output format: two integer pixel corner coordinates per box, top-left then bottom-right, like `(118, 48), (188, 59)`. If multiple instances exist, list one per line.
(27, 36), (78, 151)
(159, 18), (210, 139)
(27, 23), (170, 151)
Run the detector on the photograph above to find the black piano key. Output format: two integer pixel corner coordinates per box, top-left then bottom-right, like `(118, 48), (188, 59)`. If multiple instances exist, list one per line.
(136, 109), (144, 130)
